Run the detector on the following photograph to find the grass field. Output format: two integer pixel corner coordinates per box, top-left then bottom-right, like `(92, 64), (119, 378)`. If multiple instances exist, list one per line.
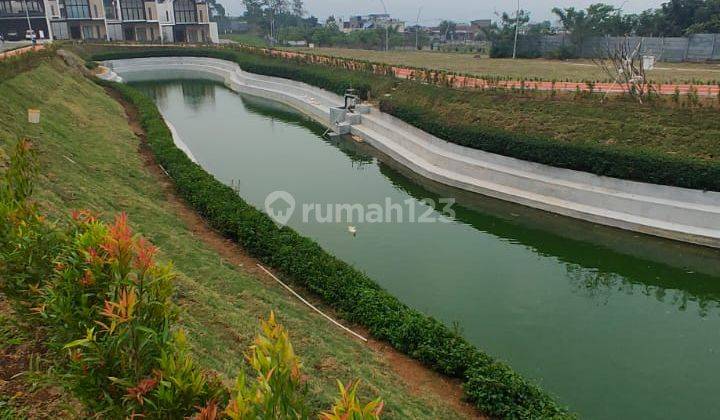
(290, 47), (720, 84)
(0, 58), (468, 418)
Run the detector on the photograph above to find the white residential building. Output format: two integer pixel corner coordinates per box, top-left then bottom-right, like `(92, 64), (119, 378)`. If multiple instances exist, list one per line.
(0, 0), (219, 42)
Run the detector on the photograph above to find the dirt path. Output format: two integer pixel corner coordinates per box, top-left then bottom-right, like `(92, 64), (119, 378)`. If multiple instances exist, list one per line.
(106, 87), (484, 419)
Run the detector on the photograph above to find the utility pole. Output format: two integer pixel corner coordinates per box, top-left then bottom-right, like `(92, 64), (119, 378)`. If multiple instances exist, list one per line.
(415, 6), (422, 50)
(378, 0), (389, 51)
(512, 0), (520, 59)
(23, 0), (34, 40)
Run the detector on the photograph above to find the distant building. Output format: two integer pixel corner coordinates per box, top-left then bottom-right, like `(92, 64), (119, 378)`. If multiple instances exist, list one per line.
(0, 0), (219, 42)
(338, 13), (404, 34)
(427, 19), (491, 43)
(470, 19), (491, 32)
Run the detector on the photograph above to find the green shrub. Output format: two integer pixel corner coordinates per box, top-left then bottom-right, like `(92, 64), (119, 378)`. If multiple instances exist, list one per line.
(96, 79), (572, 419)
(544, 45), (578, 60)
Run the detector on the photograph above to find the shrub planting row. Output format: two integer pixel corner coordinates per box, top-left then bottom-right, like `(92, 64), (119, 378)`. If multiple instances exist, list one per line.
(96, 79), (571, 418)
(90, 46), (720, 191)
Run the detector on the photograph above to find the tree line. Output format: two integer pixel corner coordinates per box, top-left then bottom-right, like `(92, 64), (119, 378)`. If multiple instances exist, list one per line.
(213, 0), (719, 50)
(231, 0), (426, 49)
(475, 0), (720, 58)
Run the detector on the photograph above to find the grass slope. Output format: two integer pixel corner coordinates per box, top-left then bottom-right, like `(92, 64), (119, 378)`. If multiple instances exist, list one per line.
(0, 58), (465, 418)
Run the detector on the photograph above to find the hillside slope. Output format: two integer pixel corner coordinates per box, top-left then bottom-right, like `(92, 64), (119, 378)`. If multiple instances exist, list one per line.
(0, 57), (470, 418)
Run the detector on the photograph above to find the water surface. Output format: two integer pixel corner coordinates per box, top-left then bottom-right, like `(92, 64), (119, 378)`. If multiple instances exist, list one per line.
(132, 79), (720, 419)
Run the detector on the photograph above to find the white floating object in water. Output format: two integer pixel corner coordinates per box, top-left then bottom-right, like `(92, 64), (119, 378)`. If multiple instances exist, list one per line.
(347, 225), (357, 236)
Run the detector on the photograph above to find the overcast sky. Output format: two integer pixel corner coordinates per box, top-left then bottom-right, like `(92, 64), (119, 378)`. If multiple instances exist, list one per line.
(224, 0), (666, 24)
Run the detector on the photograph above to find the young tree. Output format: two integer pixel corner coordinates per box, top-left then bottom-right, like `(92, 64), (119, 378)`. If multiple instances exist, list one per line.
(481, 9), (531, 57)
(636, 9), (668, 36)
(438, 20), (457, 41)
(292, 0), (304, 17)
(594, 37), (654, 103)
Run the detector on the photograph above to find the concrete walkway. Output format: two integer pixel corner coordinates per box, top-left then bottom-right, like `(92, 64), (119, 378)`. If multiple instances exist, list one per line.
(104, 56), (720, 248)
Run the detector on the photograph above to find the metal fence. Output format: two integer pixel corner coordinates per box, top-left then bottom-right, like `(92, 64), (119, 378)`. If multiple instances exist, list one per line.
(519, 33), (720, 62)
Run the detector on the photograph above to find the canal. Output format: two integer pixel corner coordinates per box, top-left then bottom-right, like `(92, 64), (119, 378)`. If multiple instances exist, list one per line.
(131, 79), (720, 419)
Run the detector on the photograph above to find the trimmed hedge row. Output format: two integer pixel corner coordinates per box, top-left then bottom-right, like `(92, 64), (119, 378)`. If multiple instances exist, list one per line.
(379, 98), (720, 191)
(96, 80), (572, 418)
(91, 46), (720, 192)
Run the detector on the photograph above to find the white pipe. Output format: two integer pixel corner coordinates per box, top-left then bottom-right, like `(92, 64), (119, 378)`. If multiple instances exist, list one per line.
(512, 0), (520, 59)
(257, 264), (368, 342)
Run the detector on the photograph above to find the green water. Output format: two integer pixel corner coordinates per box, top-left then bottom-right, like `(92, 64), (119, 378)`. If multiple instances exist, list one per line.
(133, 79), (720, 419)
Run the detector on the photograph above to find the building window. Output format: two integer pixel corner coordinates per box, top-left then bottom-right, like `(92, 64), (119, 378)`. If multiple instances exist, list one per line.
(82, 25), (94, 39)
(198, 9), (202, 22)
(92, 4), (98, 17)
(149, 26), (154, 39)
(174, 0), (196, 23)
(103, 0), (116, 19)
(0, 1), (12, 15)
(30, 0), (44, 12)
(2, 0), (45, 15)
(121, 0), (145, 20)
(165, 10), (169, 21)
(63, 0), (91, 19)
(51, 5), (56, 15)
(146, 6), (151, 19)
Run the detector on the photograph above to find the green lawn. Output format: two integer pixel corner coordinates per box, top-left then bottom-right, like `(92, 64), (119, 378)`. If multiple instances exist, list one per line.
(0, 58), (466, 418)
(289, 47), (720, 84)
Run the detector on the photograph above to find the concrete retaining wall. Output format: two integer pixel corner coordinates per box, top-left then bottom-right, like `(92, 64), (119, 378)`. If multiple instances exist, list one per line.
(524, 33), (720, 62)
(104, 56), (720, 248)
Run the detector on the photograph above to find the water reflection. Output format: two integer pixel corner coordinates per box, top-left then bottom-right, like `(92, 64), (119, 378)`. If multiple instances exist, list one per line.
(239, 95), (374, 169)
(134, 80), (216, 111)
(375, 158), (720, 314)
(181, 81), (215, 111)
(236, 92), (720, 316)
